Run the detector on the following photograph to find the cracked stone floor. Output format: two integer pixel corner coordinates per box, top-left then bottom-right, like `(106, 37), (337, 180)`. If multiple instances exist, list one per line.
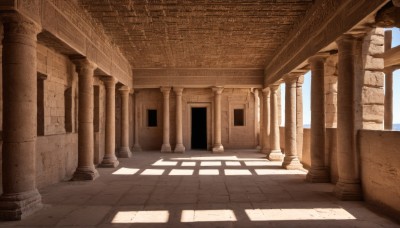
(1, 150), (399, 227)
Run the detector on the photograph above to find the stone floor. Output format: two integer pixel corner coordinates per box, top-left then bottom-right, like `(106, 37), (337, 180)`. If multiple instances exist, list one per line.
(1, 150), (399, 227)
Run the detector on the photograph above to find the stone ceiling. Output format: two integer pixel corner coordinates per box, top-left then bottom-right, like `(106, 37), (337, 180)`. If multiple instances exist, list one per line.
(77, 0), (313, 69)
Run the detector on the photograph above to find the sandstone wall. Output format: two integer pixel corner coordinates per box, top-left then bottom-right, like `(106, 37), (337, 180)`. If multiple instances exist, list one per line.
(359, 130), (400, 220)
(136, 88), (257, 151)
(0, 43), (108, 192)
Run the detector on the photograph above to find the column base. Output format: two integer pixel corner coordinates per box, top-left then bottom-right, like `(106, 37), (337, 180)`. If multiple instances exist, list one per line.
(72, 166), (99, 181)
(268, 150), (283, 161)
(334, 180), (363, 201)
(282, 156), (303, 170)
(132, 144), (142, 152)
(256, 145), (261, 150)
(261, 148), (271, 155)
(174, 144), (185, 153)
(306, 167), (330, 183)
(212, 144), (224, 153)
(98, 156), (119, 168)
(0, 189), (42, 221)
(161, 144), (172, 153)
(118, 147), (132, 158)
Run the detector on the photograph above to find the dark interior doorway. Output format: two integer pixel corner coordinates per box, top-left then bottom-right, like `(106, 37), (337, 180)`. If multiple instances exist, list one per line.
(191, 108), (207, 150)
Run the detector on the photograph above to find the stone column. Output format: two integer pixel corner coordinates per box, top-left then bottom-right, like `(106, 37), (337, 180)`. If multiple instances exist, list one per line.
(72, 58), (99, 181)
(269, 84), (283, 161)
(335, 35), (362, 200)
(118, 86), (132, 158)
(161, 87), (172, 152)
(261, 88), (271, 154)
(212, 87), (224, 153)
(384, 30), (393, 130)
(307, 55), (330, 182)
(174, 87), (185, 153)
(282, 75), (303, 169)
(296, 75), (304, 161)
(0, 15), (42, 220)
(259, 91), (264, 151)
(132, 91), (142, 151)
(254, 89), (260, 149)
(99, 77), (119, 167)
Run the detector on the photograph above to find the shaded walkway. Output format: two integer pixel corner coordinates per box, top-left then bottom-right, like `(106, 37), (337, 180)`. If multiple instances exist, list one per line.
(2, 150), (398, 227)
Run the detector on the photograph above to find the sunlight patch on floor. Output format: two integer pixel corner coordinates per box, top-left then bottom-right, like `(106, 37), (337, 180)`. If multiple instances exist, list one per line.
(152, 159), (178, 166)
(224, 169), (252, 175)
(199, 169), (220, 175)
(181, 209), (237, 222)
(112, 167), (140, 175)
(140, 169), (165, 175)
(169, 169), (194, 175)
(112, 210), (169, 223)
(245, 208), (356, 221)
(255, 169), (306, 175)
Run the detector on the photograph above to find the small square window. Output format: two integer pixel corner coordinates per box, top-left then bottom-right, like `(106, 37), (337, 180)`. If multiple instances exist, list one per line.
(234, 109), (244, 126)
(148, 109), (157, 127)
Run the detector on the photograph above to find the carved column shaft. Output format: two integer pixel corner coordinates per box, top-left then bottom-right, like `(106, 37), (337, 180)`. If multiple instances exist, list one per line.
(133, 91), (141, 151)
(118, 86), (132, 158)
(72, 58), (99, 181)
(307, 56), (330, 182)
(261, 88), (271, 154)
(99, 77), (119, 167)
(0, 15), (43, 220)
(384, 30), (393, 130)
(212, 87), (224, 153)
(174, 87), (185, 153)
(335, 35), (362, 200)
(268, 84), (283, 161)
(282, 76), (303, 169)
(296, 75), (304, 161)
(254, 89), (260, 149)
(161, 87), (172, 152)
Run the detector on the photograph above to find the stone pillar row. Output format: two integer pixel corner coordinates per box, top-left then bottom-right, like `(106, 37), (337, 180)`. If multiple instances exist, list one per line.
(268, 84), (283, 161)
(159, 86), (226, 153)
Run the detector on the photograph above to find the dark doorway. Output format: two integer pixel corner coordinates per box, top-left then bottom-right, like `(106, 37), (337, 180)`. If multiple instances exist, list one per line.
(191, 108), (207, 150)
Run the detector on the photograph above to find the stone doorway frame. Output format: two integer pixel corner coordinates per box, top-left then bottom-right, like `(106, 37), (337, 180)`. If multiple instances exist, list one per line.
(186, 102), (213, 151)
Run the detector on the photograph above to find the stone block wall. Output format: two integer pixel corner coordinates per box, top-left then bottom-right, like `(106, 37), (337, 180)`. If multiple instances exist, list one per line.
(355, 28), (385, 130)
(359, 130), (400, 221)
(0, 43), (107, 192)
(136, 88), (257, 151)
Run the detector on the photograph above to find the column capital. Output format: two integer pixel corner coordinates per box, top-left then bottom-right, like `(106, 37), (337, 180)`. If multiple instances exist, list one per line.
(119, 85), (130, 94)
(173, 87), (184, 95)
(72, 58), (97, 74)
(335, 34), (364, 48)
(1, 13), (41, 38)
(160, 86), (171, 95)
(262, 87), (271, 95)
(283, 74), (299, 84)
(309, 53), (329, 64)
(296, 75), (305, 85)
(269, 83), (280, 92)
(102, 76), (118, 88)
(252, 88), (259, 96)
(212, 86), (224, 94)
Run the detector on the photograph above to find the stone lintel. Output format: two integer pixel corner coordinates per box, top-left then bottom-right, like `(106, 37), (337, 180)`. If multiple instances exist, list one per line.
(264, 0), (387, 85)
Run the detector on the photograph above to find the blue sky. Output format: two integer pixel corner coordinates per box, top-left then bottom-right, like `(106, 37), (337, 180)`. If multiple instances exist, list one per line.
(281, 28), (400, 126)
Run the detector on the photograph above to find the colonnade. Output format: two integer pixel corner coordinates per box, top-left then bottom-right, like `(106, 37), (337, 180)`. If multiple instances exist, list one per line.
(260, 33), (371, 200)
(0, 14), (136, 220)
(158, 86), (225, 153)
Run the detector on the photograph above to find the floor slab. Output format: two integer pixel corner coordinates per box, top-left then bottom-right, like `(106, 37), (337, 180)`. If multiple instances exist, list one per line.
(1, 150), (398, 227)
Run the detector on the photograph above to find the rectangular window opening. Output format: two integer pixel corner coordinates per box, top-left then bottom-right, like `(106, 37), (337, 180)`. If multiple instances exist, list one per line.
(234, 109), (244, 126)
(37, 72), (46, 136)
(148, 109), (157, 127)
